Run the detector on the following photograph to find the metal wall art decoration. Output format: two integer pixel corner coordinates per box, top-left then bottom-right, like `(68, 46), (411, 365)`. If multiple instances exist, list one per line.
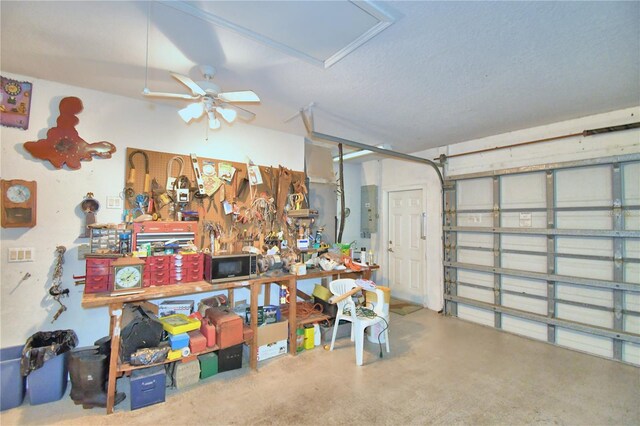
(23, 96), (116, 169)
(1, 76), (33, 130)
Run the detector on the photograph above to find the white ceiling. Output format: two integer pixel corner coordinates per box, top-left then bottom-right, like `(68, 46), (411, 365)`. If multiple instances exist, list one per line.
(2, 1), (639, 155)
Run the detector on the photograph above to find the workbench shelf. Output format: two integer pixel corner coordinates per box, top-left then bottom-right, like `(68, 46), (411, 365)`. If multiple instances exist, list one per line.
(117, 343), (221, 374)
(81, 266), (377, 414)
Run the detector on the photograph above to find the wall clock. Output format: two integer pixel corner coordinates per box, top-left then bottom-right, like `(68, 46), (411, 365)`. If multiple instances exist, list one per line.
(110, 256), (145, 293)
(1, 179), (37, 228)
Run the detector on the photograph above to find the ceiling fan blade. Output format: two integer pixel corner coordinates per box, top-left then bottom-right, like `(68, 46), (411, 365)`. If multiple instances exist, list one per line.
(178, 102), (205, 123)
(207, 111), (221, 129)
(215, 106), (237, 123)
(142, 88), (200, 100)
(217, 90), (260, 103)
(220, 102), (256, 121)
(170, 72), (207, 96)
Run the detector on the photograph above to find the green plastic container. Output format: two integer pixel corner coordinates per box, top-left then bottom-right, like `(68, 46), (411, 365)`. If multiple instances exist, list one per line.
(198, 352), (218, 379)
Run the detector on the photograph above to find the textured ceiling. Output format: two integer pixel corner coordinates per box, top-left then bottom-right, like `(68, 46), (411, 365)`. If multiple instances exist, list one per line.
(2, 1), (639, 155)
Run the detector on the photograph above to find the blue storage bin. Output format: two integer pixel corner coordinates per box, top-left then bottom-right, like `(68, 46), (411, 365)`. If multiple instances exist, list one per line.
(130, 365), (166, 410)
(1, 345), (25, 411)
(26, 352), (68, 405)
(169, 333), (189, 350)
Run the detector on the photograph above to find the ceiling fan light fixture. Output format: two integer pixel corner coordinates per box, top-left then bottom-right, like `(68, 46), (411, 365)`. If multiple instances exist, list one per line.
(178, 102), (205, 123)
(216, 106), (237, 123)
(208, 111), (221, 129)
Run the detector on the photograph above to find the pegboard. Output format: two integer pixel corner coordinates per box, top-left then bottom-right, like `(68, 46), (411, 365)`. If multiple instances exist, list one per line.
(124, 147), (307, 251)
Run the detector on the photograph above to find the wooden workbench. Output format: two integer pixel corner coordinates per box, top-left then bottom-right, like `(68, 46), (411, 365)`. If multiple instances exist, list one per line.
(81, 266), (377, 414)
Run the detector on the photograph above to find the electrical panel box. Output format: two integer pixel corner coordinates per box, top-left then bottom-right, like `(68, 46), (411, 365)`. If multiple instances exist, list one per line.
(361, 185), (378, 237)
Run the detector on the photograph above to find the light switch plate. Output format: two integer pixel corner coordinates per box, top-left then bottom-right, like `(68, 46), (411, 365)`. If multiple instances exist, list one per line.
(106, 196), (123, 209)
(8, 248), (35, 262)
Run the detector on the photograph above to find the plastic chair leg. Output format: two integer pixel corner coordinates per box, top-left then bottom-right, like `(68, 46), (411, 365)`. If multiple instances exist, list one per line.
(354, 324), (365, 366)
(329, 320), (340, 351)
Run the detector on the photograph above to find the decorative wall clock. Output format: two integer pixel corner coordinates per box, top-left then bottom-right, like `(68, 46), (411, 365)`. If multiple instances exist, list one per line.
(1, 179), (37, 228)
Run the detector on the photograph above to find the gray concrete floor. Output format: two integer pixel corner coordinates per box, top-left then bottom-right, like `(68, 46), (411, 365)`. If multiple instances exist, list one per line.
(2, 309), (639, 425)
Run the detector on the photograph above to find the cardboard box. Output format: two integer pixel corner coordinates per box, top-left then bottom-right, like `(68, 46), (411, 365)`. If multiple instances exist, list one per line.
(158, 300), (194, 317)
(244, 340), (287, 361)
(256, 320), (288, 346)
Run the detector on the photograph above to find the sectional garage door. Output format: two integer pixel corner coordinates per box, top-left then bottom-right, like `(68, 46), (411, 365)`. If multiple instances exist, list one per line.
(443, 154), (640, 365)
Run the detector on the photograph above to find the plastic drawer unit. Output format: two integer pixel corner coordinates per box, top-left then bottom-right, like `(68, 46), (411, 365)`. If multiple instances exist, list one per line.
(130, 365), (166, 411)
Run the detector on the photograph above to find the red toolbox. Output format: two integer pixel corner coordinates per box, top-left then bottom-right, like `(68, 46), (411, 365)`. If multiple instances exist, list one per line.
(204, 307), (244, 349)
(188, 330), (207, 354)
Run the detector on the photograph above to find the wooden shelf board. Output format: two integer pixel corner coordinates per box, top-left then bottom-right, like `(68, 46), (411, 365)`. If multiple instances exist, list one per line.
(118, 343), (221, 373)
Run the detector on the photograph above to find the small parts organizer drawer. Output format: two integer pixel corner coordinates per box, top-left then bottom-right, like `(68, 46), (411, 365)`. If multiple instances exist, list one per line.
(85, 253), (204, 293)
(85, 257), (114, 294)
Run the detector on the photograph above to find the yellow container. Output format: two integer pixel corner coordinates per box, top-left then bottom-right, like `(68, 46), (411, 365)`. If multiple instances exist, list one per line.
(167, 349), (183, 361)
(303, 325), (315, 350)
(365, 286), (391, 304)
(159, 314), (201, 335)
(312, 284), (332, 302)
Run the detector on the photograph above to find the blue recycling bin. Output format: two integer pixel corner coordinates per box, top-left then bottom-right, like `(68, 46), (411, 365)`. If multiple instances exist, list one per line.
(26, 352), (69, 405)
(0, 345), (26, 411)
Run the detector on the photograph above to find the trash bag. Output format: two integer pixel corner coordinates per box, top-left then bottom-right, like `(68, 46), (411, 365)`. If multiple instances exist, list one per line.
(20, 329), (78, 376)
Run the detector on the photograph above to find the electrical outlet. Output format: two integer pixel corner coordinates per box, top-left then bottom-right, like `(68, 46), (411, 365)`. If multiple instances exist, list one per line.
(8, 248), (35, 263)
(106, 196), (123, 209)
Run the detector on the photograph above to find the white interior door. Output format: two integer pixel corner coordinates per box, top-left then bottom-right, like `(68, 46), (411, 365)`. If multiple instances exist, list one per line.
(388, 189), (425, 304)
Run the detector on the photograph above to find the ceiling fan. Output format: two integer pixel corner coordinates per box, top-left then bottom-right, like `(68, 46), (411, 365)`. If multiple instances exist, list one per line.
(142, 65), (260, 129)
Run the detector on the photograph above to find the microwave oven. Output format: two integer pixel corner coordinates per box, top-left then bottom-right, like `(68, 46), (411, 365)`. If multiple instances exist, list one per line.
(204, 253), (258, 283)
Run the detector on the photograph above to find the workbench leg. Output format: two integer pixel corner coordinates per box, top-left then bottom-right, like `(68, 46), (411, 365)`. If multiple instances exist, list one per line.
(106, 303), (123, 415)
(287, 276), (297, 356)
(264, 283), (271, 306)
(249, 283), (260, 370)
(227, 289), (235, 308)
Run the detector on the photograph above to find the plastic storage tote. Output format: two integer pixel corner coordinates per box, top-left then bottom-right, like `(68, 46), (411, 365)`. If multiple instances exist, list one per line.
(26, 352), (69, 405)
(1, 345), (26, 411)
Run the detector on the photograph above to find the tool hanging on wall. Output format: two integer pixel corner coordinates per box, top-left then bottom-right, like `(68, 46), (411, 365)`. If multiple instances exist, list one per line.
(79, 192), (100, 238)
(190, 153), (207, 197)
(49, 245), (70, 323)
(166, 156), (184, 191)
(127, 150), (150, 194)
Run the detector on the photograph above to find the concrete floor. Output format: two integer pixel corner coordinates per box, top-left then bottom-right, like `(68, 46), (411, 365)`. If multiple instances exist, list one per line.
(2, 309), (639, 425)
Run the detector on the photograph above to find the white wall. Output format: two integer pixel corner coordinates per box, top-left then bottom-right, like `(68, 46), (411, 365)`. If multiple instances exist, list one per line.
(362, 106), (639, 312)
(0, 72), (304, 347)
(335, 162), (362, 247)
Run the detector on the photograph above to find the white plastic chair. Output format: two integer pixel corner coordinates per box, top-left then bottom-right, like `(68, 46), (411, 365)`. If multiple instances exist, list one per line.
(329, 278), (390, 365)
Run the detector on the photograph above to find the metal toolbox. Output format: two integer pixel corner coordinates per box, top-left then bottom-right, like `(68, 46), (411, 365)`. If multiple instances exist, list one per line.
(204, 307), (244, 349)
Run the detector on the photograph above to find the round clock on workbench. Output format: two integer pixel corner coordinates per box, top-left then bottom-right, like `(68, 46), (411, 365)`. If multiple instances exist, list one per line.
(110, 256), (145, 293)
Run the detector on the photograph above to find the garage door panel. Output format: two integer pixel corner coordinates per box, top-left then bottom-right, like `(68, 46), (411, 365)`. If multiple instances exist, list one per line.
(447, 156), (637, 365)
(556, 166), (612, 207)
(502, 315), (547, 341)
(556, 328), (613, 358)
(556, 283), (613, 308)
(458, 232), (493, 249)
(625, 264), (639, 284)
(457, 178), (493, 209)
(501, 276), (547, 297)
(622, 342), (640, 366)
(556, 211), (613, 230)
(625, 292), (640, 311)
(556, 236), (613, 257)
(458, 248), (494, 266)
(501, 235), (546, 252)
(501, 252), (547, 273)
(458, 285), (493, 303)
(624, 315), (639, 334)
(556, 303), (613, 328)
(556, 258), (613, 281)
(458, 269), (493, 287)
(626, 239), (640, 259)
(458, 212), (493, 227)
(622, 162), (639, 205)
(502, 293), (547, 315)
(457, 304), (494, 326)
(501, 211), (547, 228)
(501, 172), (546, 209)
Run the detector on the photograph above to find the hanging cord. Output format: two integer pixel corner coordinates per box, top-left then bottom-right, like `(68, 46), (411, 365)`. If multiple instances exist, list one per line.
(144, 1), (151, 90)
(357, 305), (389, 359)
(166, 156), (184, 185)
